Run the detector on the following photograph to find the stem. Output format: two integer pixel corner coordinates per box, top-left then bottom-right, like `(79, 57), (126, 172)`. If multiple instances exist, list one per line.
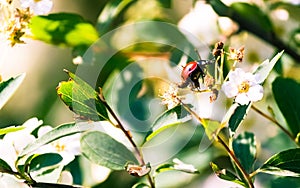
(216, 135), (254, 188)
(251, 105), (299, 147)
(98, 88), (155, 188)
(180, 98), (254, 188)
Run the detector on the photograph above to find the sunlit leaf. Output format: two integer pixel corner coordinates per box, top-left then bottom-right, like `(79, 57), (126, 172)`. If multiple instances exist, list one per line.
(57, 70), (109, 121)
(0, 73), (25, 110)
(253, 51), (284, 83)
(144, 105), (190, 143)
(29, 153), (63, 172)
(202, 119), (222, 140)
(31, 165), (64, 184)
(81, 131), (138, 170)
(258, 148), (300, 177)
(272, 77), (300, 137)
(30, 13), (99, 47)
(20, 122), (92, 156)
(210, 162), (246, 187)
(97, 0), (137, 34)
(232, 132), (256, 174)
(0, 126), (25, 135)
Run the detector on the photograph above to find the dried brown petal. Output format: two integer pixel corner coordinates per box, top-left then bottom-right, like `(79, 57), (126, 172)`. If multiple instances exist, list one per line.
(126, 164), (151, 177)
(213, 41), (224, 57)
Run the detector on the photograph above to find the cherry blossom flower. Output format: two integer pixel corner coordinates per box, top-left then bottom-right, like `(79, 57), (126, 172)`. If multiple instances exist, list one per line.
(0, 118), (43, 188)
(0, 118), (42, 168)
(222, 68), (263, 105)
(37, 126), (81, 165)
(20, 0), (53, 15)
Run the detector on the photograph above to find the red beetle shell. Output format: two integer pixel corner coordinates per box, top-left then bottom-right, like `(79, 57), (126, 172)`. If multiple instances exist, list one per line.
(181, 61), (198, 80)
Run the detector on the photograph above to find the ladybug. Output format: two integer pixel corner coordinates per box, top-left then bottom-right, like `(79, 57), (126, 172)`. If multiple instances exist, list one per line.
(179, 59), (214, 89)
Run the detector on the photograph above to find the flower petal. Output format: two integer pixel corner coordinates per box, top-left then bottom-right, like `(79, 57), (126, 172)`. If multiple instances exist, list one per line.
(235, 93), (250, 105)
(222, 81), (238, 98)
(247, 84), (264, 102)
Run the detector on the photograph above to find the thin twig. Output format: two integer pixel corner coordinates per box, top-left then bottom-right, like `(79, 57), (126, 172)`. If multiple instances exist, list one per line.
(216, 135), (254, 188)
(251, 105), (299, 147)
(98, 88), (155, 188)
(180, 98), (254, 188)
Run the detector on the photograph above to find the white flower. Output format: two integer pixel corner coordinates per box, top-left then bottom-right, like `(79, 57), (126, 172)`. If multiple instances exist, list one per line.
(160, 84), (181, 109)
(0, 118), (42, 169)
(20, 0), (53, 15)
(222, 68), (263, 105)
(36, 126), (81, 165)
(0, 118), (42, 187)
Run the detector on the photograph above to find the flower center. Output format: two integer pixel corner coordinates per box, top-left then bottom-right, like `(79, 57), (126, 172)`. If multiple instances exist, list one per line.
(54, 142), (66, 152)
(238, 81), (250, 93)
(34, 0), (42, 2)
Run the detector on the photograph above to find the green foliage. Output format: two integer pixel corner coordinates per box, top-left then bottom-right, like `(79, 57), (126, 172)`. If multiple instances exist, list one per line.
(0, 126), (25, 135)
(210, 162), (246, 187)
(0, 158), (13, 174)
(132, 182), (150, 188)
(232, 132), (256, 174)
(258, 148), (300, 177)
(97, 0), (137, 34)
(81, 131), (138, 170)
(253, 51), (284, 83)
(144, 105), (190, 143)
(57, 70), (109, 121)
(272, 77), (300, 137)
(28, 153), (63, 172)
(30, 13), (99, 47)
(2, 0), (300, 187)
(0, 73), (25, 110)
(228, 104), (250, 135)
(20, 122), (91, 156)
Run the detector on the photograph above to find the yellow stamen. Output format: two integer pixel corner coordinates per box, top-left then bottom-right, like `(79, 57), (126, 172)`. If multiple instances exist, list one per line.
(238, 81), (250, 93)
(54, 142), (66, 152)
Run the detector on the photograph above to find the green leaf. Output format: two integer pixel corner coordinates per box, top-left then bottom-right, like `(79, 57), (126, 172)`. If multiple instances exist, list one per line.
(253, 51), (284, 83)
(97, 0), (137, 34)
(144, 105), (190, 143)
(228, 103), (251, 136)
(0, 73), (25, 110)
(210, 0), (273, 35)
(31, 165), (64, 183)
(30, 13), (99, 47)
(132, 182), (150, 188)
(0, 126), (25, 135)
(230, 2), (273, 34)
(232, 132), (256, 174)
(210, 162), (246, 187)
(81, 131), (138, 170)
(202, 119), (223, 140)
(30, 182), (81, 188)
(29, 153), (63, 172)
(20, 122), (92, 156)
(57, 70), (109, 121)
(272, 77), (300, 137)
(0, 158), (13, 174)
(259, 148), (300, 177)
